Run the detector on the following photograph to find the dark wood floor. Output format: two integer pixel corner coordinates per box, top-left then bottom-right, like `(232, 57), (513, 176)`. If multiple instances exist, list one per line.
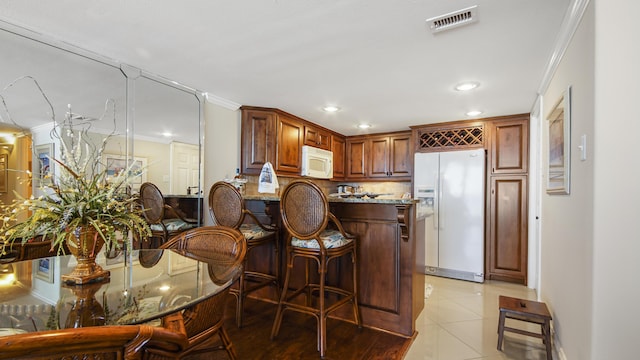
(191, 296), (414, 360)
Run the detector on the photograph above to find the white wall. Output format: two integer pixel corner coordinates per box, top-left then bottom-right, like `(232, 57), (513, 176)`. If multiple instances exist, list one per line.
(202, 100), (241, 226)
(540, 3), (594, 359)
(592, 0), (640, 358)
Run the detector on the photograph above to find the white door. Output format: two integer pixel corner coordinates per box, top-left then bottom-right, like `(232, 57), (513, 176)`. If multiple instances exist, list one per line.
(170, 142), (200, 195)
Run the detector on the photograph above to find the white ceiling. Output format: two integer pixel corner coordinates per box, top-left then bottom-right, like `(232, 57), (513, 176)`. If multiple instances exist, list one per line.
(1, 0), (570, 137)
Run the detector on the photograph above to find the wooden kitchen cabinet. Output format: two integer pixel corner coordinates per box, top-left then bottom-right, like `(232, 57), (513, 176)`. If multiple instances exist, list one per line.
(275, 114), (303, 175)
(241, 106), (344, 177)
(486, 175), (528, 284)
(368, 132), (412, 180)
(241, 108), (277, 175)
(304, 124), (331, 150)
(345, 131), (411, 181)
(331, 135), (346, 179)
(330, 202), (423, 336)
(485, 114), (529, 284)
(489, 118), (529, 174)
(345, 137), (367, 179)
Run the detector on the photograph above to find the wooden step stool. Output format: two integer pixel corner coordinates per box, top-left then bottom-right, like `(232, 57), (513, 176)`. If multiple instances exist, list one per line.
(497, 295), (553, 360)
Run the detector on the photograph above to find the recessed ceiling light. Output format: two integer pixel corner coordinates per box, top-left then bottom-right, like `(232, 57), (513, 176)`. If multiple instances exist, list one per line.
(466, 110), (483, 117)
(322, 106), (340, 113)
(455, 82), (479, 91)
(357, 124), (371, 129)
(162, 132), (173, 137)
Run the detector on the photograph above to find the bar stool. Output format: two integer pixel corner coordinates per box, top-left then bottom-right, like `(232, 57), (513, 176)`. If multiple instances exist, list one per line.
(270, 179), (361, 358)
(208, 181), (280, 328)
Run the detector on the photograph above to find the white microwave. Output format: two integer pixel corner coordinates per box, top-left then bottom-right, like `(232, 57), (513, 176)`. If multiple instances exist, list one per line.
(301, 145), (333, 179)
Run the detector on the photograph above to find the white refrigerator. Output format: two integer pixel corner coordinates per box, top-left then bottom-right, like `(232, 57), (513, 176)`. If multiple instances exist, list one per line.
(414, 149), (485, 283)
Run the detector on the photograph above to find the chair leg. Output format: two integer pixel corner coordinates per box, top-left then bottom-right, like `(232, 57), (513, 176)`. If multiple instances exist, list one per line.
(271, 253), (293, 340)
(318, 255), (327, 358)
(351, 250), (362, 328)
(235, 257), (248, 328)
(543, 320), (552, 360)
(497, 311), (506, 350)
(218, 326), (238, 360)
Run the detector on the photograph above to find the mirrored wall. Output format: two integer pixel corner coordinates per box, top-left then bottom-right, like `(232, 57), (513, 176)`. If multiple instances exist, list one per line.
(0, 22), (203, 224)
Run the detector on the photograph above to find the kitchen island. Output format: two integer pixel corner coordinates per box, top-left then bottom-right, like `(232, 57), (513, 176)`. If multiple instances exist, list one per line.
(243, 194), (425, 337)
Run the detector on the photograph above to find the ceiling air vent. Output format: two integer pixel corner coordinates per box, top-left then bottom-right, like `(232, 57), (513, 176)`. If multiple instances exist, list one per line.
(426, 5), (478, 34)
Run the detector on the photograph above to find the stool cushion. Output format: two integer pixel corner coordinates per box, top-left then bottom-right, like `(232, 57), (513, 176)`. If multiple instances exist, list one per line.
(240, 223), (274, 240)
(150, 219), (196, 232)
(291, 229), (353, 249)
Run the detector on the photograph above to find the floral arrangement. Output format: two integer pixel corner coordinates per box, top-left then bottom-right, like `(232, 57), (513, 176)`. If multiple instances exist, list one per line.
(0, 77), (151, 257)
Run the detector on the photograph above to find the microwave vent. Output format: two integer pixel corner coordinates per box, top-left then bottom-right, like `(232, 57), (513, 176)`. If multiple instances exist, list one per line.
(426, 5), (478, 33)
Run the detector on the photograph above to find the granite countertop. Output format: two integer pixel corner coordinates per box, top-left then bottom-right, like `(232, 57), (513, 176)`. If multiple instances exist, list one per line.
(244, 194), (417, 205)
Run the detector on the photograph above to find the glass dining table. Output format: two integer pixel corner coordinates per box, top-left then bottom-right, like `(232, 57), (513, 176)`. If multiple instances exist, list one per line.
(0, 248), (241, 336)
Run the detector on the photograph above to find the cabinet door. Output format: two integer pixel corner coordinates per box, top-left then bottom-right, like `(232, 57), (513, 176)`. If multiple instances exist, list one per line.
(388, 133), (412, 178)
(275, 115), (303, 174)
(368, 133), (412, 179)
(331, 135), (346, 179)
(490, 119), (528, 174)
(368, 136), (390, 178)
(241, 109), (276, 175)
(487, 175), (528, 284)
(346, 138), (367, 179)
(304, 125), (331, 150)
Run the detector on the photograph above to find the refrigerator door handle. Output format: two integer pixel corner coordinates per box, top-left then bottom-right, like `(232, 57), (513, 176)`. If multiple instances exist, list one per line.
(438, 170), (444, 230)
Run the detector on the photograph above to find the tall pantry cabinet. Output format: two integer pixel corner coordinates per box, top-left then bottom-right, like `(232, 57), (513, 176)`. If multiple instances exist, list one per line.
(485, 115), (529, 284)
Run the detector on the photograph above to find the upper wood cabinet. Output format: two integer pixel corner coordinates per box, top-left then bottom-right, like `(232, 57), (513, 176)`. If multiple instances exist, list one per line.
(241, 106), (411, 181)
(346, 137), (367, 179)
(345, 131), (411, 181)
(368, 133), (412, 180)
(241, 109), (277, 175)
(331, 135), (346, 179)
(241, 106), (342, 177)
(489, 118), (529, 174)
(275, 114), (303, 175)
(304, 125), (331, 150)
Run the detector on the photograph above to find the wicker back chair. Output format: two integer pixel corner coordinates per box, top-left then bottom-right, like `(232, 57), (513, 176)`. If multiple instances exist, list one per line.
(270, 180), (361, 358)
(208, 181), (280, 328)
(0, 324), (188, 360)
(139, 182), (197, 248)
(156, 226), (247, 360)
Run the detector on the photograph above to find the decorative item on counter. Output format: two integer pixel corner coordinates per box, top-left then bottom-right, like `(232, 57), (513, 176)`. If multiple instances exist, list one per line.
(258, 162), (279, 194)
(232, 168), (247, 195)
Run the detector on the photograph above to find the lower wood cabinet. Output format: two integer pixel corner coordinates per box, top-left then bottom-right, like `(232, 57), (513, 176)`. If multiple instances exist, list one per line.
(330, 203), (423, 336)
(244, 199), (424, 337)
(486, 175), (528, 284)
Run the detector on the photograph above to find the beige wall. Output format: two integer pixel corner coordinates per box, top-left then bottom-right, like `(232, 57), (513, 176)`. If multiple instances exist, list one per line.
(540, 1), (640, 358)
(592, 0), (640, 359)
(202, 99), (241, 226)
(540, 2), (594, 359)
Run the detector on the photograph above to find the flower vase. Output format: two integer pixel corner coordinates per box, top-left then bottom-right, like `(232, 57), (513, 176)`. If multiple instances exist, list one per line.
(63, 280), (107, 328)
(61, 227), (110, 285)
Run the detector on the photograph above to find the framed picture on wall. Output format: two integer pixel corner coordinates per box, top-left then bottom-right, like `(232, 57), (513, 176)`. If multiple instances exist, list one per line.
(102, 154), (147, 191)
(34, 143), (54, 187)
(546, 85), (572, 195)
(34, 257), (54, 283)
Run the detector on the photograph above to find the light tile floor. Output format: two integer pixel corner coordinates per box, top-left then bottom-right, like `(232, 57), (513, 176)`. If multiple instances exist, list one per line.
(404, 275), (553, 360)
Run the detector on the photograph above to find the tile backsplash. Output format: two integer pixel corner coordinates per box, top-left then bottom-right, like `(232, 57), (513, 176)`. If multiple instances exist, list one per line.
(243, 175), (411, 198)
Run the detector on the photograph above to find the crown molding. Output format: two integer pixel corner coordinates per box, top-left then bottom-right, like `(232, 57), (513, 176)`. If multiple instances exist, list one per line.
(537, 0), (591, 95)
(204, 92), (241, 111)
